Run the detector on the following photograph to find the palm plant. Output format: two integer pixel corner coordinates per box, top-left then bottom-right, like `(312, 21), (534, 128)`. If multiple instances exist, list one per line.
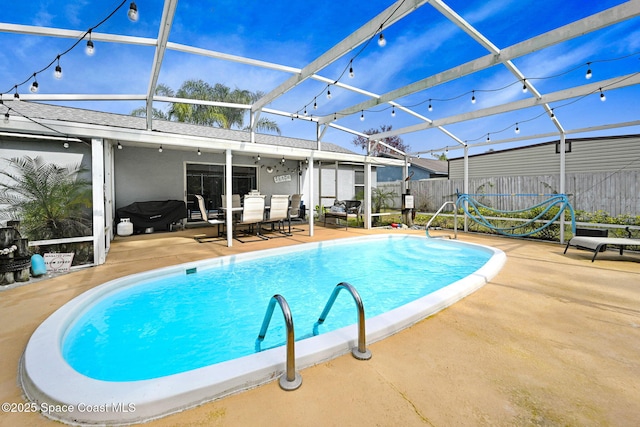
(0, 156), (92, 240)
(130, 83), (175, 120)
(133, 80), (281, 134)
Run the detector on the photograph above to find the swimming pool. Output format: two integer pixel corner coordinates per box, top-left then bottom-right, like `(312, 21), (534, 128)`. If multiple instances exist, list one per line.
(21, 234), (505, 424)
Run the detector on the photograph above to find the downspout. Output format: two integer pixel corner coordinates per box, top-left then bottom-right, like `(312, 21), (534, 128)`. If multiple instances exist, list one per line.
(559, 132), (566, 243)
(463, 145), (469, 232)
(309, 153), (315, 236)
(91, 138), (106, 265)
(365, 160), (372, 229)
(225, 149), (233, 247)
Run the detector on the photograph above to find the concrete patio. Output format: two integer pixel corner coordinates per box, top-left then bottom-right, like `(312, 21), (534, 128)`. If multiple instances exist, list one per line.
(1, 226), (639, 426)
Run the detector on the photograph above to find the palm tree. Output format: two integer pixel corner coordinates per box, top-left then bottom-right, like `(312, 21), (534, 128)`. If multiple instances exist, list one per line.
(134, 80), (281, 135)
(0, 156), (92, 240)
(130, 83), (175, 120)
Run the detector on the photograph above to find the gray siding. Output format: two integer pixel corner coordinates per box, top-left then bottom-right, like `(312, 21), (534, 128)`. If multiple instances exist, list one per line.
(449, 135), (640, 179)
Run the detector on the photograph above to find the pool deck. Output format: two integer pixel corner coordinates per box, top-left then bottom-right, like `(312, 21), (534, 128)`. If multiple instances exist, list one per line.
(1, 225), (639, 426)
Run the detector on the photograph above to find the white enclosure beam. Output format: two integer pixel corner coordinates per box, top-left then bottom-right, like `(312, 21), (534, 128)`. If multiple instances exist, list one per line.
(146, 0), (178, 130)
(252, 0), (431, 112)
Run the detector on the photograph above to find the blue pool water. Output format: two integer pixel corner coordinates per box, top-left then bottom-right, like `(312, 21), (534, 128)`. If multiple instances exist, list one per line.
(63, 236), (492, 381)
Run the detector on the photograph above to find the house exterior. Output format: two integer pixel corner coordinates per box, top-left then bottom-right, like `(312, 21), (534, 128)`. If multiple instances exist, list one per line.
(0, 101), (404, 266)
(442, 134), (640, 217)
(448, 134), (640, 178)
(376, 152), (448, 182)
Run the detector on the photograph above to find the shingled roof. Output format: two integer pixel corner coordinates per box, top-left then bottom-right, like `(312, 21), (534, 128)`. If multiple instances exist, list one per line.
(3, 101), (358, 155)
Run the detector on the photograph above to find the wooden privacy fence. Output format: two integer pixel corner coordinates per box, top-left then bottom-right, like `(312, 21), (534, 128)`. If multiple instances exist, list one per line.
(378, 172), (640, 217)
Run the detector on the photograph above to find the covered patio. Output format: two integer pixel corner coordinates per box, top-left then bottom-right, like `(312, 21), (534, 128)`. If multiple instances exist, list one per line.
(1, 226), (639, 426)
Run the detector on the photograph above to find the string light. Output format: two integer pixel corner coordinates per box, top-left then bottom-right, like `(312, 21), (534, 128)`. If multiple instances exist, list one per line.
(2, 1), (137, 100)
(326, 87), (331, 100)
(585, 62), (592, 79)
(360, 110), (365, 121)
(486, 133), (490, 142)
(522, 79), (528, 93)
(197, 148), (202, 155)
(349, 60), (355, 78)
(391, 106), (395, 117)
(281, 157), (286, 164)
(3, 112), (9, 123)
(515, 123), (520, 134)
(13, 86), (19, 100)
(117, 142), (123, 149)
(599, 88), (606, 102)
(85, 30), (95, 56)
(29, 74), (39, 93)
(63, 141), (70, 149)
(127, 2), (139, 22)
(54, 56), (62, 79)
(313, 97), (317, 110)
(550, 109), (555, 119)
(428, 100), (432, 112)
(378, 33), (387, 47)
(158, 145), (163, 153)
(471, 90), (476, 104)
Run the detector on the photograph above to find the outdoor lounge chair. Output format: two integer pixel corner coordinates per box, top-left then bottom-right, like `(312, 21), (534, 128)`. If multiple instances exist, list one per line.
(323, 200), (362, 229)
(193, 195), (225, 242)
(563, 228), (640, 262)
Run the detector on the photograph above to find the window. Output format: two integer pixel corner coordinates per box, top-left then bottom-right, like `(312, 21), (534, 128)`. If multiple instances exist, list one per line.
(354, 169), (364, 199)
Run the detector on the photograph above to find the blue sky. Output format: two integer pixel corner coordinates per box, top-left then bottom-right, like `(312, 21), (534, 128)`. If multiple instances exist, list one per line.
(1, 0), (639, 156)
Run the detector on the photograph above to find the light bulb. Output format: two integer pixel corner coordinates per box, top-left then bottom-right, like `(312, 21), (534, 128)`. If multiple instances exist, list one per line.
(471, 92), (476, 104)
(599, 89), (606, 102)
(281, 157), (285, 164)
(159, 145), (163, 153)
(349, 66), (354, 78)
(515, 125), (520, 134)
(13, 90), (19, 100)
(257, 155), (261, 161)
(428, 101), (433, 112)
(64, 142), (70, 149)
(391, 106), (395, 117)
(522, 83), (527, 93)
(378, 33), (386, 47)
(117, 142), (123, 150)
(360, 111), (365, 121)
(128, 2), (138, 22)
(326, 88), (331, 99)
(585, 64), (592, 79)
(30, 81), (39, 93)
(4, 112), (9, 123)
(86, 40), (95, 56)
(54, 64), (62, 79)
(486, 134), (490, 142)
(313, 98), (317, 110)
(197, 148), (202, 155)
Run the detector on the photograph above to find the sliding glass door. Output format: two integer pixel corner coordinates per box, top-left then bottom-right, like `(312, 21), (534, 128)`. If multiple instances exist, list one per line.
(186, 163), (257, 220)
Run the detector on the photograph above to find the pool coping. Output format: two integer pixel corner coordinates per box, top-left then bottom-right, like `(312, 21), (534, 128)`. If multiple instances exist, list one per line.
(20, 234), (506, 425)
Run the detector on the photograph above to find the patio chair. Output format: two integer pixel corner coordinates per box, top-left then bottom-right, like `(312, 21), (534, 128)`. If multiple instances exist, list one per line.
(221, 194), (242, 223)
(193, 195), (225, 243)
(324, 200), (362, 229)
(263, 194), (291, 236)
(287, 194), (305, 233)
(235, 195), (268, 242)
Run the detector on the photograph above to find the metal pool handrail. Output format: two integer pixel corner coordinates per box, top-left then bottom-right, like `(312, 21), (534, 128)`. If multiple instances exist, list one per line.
(426, 201), (458, 239)
(255, 294), (302, 391)
(314, 282), (372, 360)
